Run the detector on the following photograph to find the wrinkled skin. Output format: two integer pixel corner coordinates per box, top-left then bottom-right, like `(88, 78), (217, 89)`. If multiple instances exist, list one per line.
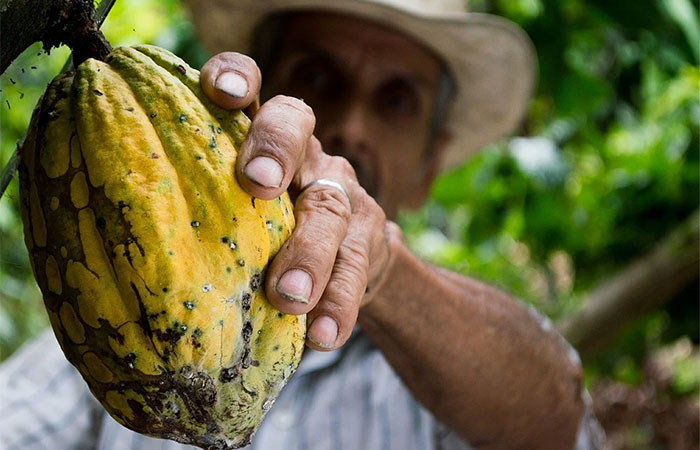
(199, 12), (586, 450)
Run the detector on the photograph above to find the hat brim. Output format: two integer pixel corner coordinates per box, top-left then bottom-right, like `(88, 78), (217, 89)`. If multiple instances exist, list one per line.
(187, 0), (536, 171)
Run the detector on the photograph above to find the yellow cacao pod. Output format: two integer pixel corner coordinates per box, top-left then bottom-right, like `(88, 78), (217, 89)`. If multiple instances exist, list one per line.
(18, 45), (305, 449)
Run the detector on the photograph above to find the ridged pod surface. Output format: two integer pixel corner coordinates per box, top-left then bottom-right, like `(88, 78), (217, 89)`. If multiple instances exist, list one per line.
(18, 45), (305, 449)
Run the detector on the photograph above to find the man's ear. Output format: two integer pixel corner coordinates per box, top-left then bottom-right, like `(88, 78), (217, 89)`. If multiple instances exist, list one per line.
(405, 130), (453, 210)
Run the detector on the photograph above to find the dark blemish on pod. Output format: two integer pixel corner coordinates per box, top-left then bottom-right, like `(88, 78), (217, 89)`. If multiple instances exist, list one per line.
(216, 127), (222, 134)
(193, 328), (203, 338)
(250, 273), (261, 292)
(226, 267), (232, 273)
(273, 345), (279, 351)
(177, 65), (186, 75)
(251, 198), (256, 208)
(202, 284), (212, 292)
(168, 250), (174, 256)
(9, 78), (15, 84)
(266, 221), (273, 230)
(238, 259), (245, 267)
(209, 137), (217, 148)
(257, 329), (262, 335)
(219, 367), (237, 383)
(277, 312), (284, 318)
(179, 114), (187, 123)
(191, 221), (200, 228)
(221, 236), (229, 243)
(125, 352), (137, 369)
(258, 306), (262, 312)
(184, 301), (195, 310)
(149, 113), (157, 118)
(229, 241), (237, 250)
(195, 155), (203, 160)
(241, 293), (251, 311)
(21, 68), (24, 73)
(179, 324), (188, 333)
(242, 322), (253, 341)
(96, 217), (106, 229)
(165, 401), (181, 419)
(218, 320), (224, 326)
(150, 153), (159, 159)
(209, 124), (216, 134)
(232, 216), (237, 222)
(162, 287), (168, 293)
(277, 225), (283, 232)
(19, 92), (24, 99)
(93, 89), (103, 96)
(250, 360), (260, 367)
(125, 107), (134, 112)
(5, 100), (10, 110)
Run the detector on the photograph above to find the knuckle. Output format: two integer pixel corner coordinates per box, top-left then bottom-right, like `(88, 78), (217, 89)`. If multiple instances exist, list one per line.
(298, 187), (352, 222)
(270, 95), (316, 124)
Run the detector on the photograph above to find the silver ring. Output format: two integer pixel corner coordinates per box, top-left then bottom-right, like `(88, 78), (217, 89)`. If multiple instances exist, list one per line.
(299, 179), (352, 207)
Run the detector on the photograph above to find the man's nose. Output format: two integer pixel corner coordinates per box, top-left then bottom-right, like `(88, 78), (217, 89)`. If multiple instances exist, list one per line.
(318, 101), (371, 155)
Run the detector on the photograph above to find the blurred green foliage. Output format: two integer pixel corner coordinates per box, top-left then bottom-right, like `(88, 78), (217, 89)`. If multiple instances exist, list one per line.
(402, 0), (700, 386)
(0, 0), (697, 410)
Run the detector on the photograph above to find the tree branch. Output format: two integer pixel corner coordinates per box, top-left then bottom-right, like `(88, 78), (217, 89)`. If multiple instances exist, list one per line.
(557, 211), (700, 359)
(0, 0), (109, 75)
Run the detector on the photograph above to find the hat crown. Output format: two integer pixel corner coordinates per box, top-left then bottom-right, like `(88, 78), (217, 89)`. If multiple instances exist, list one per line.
(358, 0), (468, 16)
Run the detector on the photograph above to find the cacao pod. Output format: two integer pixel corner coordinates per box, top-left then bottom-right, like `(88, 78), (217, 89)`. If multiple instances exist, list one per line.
(18, 45), (305, 449)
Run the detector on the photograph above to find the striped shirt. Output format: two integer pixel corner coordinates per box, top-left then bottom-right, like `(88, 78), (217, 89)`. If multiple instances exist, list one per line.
(1, 328), (604, 450)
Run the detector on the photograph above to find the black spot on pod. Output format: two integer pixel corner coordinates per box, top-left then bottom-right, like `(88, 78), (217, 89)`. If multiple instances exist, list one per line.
(241, 293), (251, 311)
(96, 217), (106, 229)
(221, 236), (229, 243)
(242, 321), (253, 342)
(125, 352), (137, 369)
(238, 259), (245, 267)
(93, 89), (103, 96)
(183, 301), (195, 310)
(193, 328), (203, 338)
(179, 114), (187, 123)
(191, 221), (200, 228)
(219, 367), (238, 383)
(251, 198), (256, 208)
(149, 113), (157, 118)
(250, 273), (262, 292)
(176, 65), (186, 75)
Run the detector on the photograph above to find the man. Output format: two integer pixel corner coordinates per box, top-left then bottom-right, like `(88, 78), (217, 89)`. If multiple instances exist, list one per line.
(0, 0), (604, 449)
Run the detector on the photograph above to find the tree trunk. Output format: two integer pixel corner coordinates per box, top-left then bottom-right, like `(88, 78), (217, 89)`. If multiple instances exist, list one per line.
(557, 211), (700, 359)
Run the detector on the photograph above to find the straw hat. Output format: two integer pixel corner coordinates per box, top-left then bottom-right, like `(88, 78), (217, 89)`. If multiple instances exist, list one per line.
(187, 0), (536, 170)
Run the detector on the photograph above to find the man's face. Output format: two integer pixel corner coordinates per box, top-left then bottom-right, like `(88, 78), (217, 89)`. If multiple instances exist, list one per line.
(261, 13), (447, 219)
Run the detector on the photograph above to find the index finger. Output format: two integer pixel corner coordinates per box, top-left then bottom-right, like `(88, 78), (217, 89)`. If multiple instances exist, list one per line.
(236, 95), (316, 200)
(200, 52), (262, 110)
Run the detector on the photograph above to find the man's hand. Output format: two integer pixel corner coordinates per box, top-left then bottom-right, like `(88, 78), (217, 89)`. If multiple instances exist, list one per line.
(200, 52), (394, 351)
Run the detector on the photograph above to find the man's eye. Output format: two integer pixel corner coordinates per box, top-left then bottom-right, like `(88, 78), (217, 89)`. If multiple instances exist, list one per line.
(376, 82), (420, 117)
(289, 60), (336, 96)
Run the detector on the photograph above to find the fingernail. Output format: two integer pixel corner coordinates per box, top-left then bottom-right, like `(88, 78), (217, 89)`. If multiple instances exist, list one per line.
(276, 269), (312, 304)
(215, 72), (248, 98)
(308, 316), (338, 349)
(245, 156), (284, 188)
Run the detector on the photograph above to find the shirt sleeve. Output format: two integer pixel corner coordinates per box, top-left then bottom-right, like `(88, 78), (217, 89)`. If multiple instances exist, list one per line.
(0, 329), (104, 450)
